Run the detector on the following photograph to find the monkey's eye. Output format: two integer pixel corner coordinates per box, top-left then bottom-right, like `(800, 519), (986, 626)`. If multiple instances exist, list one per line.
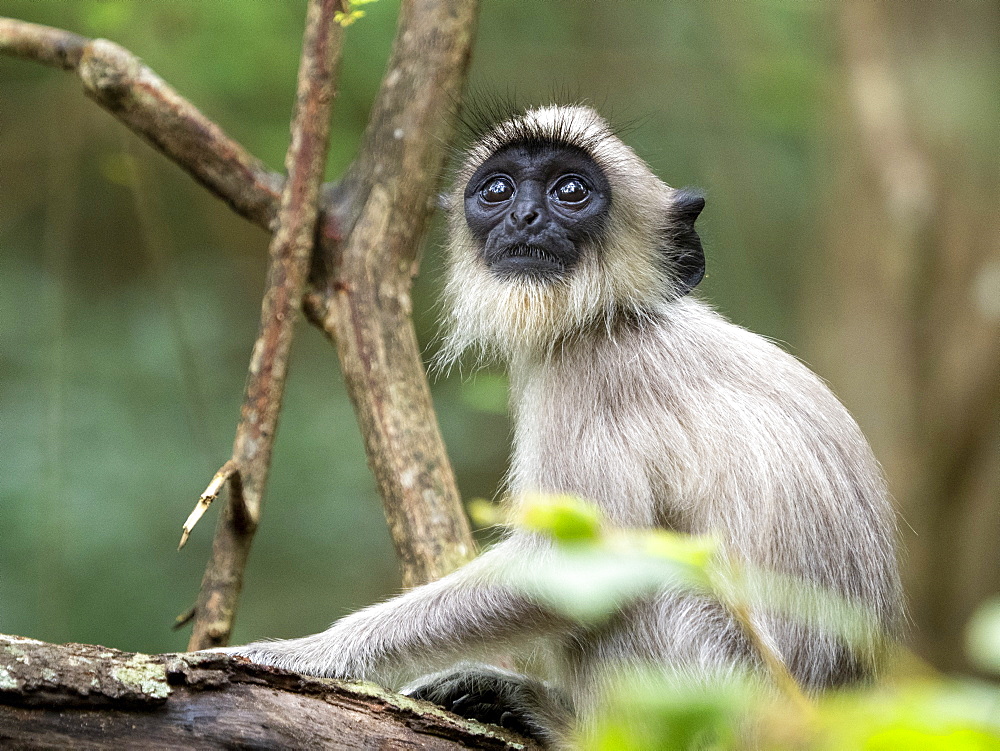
(480, 176), (515, 204)
(551, 176), (590, 205)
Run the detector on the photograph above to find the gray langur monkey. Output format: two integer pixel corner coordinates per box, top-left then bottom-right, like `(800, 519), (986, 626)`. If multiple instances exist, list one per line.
(221, 105), (903, 746)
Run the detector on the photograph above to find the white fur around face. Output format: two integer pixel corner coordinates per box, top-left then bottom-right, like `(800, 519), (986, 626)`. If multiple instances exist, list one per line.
(438, 105), (691, 368)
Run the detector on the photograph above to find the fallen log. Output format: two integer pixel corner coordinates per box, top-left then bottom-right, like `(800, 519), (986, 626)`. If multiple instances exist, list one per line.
(0, 634), (538, 750)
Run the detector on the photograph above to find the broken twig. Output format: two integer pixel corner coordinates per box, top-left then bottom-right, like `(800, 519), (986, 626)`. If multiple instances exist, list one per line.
(179, 460), (238, 550)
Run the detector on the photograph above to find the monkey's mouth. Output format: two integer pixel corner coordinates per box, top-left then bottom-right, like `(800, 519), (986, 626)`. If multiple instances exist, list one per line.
(488, 244), (566, 278)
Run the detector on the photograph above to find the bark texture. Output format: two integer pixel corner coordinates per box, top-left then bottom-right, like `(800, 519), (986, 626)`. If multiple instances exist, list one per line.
(308, 0), (480, 586)
(0, 634), (538, 750)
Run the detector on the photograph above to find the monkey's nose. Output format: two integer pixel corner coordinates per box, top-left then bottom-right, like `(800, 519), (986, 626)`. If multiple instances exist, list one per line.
(509, 204), (541, 230)
(518, 208), (539, 224)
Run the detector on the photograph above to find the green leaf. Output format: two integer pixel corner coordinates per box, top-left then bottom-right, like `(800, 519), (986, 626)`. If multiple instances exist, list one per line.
(500, 545), (714, 623)
(586, 667), (749, 751)
(517, 494), (602, 543)
(466, 498), (504, 527)
(815, 681), (1000, 750)
(334, 0), (380, 27)
(634, 528), (718, 572)
(334, 10), (366, 27)
(966, 597), (1000, 674)
(864, 726), (1000, 751)
(499, 496), (719, 620)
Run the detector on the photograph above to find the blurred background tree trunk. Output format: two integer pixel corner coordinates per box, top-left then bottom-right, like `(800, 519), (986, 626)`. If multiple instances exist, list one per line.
(804, 0), (1000, 673)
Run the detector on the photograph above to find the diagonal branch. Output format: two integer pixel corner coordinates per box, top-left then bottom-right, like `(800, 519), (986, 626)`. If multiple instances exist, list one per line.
(0, 17), (86, 68)
(185, 0), (345, 651)
(309, 0), (480, 587)
(0, 17), (283, 231)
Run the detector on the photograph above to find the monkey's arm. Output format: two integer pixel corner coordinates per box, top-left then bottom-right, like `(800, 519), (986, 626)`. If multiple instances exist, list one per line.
(223, 536), (563, 687)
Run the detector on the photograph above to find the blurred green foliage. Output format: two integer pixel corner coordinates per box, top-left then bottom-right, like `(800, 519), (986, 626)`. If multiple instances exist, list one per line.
(589, 672), (1000, 751)
(967, 598), (1000, 676)
(335, 0), (381, 27)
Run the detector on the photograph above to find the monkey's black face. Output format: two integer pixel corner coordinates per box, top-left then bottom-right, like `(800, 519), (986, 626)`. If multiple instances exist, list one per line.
(464, 142), (611, 281)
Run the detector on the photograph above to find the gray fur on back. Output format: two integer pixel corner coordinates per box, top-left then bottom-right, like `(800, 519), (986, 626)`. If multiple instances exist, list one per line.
(506, 296), (901, 692)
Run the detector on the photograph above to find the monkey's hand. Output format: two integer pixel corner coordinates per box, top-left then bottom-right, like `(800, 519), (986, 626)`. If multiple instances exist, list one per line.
(402, 663), (573, 747)
(200, 630), (375, 681)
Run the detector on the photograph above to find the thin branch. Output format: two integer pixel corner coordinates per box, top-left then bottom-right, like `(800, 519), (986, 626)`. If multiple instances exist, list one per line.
(0, 17), (283, 230)
(726, 599), (816, 719)
(186, 0), (344, 651)
(312, 0), (480, 588)
(172, 607), (196, 630)
(179, 459), (238, 550)
(0, 17), (86, 69)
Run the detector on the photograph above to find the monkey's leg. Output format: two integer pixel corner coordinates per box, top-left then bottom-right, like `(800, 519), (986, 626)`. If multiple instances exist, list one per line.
(217, 536), (565, 687)
(403, 663), (573, 746)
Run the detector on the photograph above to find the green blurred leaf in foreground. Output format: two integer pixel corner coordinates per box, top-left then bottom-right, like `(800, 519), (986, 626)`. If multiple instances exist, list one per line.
(966, 597), (1000, 675)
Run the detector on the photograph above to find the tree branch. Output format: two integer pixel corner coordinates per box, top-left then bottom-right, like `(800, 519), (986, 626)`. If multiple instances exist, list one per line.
(310, 0), (480, 588)
(0, 17), (283, 231)
(2, 3), (479, 611)
(0, 634), (538, 749)
(186, 0), (344, 651)
(0, 17), (86, 69)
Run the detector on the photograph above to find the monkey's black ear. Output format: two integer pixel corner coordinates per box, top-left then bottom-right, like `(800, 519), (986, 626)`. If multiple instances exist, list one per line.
(664, 189), (706, 296)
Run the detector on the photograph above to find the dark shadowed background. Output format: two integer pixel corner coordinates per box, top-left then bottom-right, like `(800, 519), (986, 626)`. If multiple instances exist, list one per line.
(1, 0), (997, 676)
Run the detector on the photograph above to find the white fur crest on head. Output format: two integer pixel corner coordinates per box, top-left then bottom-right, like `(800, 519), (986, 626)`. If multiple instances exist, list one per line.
(438, 105), (690, 368)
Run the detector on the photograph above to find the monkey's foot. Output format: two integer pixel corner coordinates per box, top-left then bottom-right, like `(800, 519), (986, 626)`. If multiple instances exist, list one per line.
(403, 663), (570, 745)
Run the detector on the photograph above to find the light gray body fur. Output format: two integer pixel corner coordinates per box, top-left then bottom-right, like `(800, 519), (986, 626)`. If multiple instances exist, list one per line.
(222, 105), (902, 745)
